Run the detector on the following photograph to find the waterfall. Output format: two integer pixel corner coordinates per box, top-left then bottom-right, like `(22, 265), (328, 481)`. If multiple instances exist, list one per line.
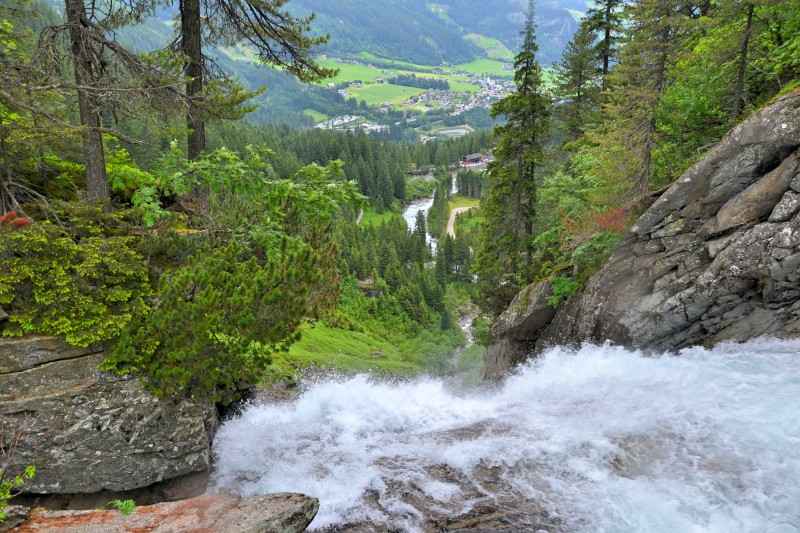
(211, 337), (800, 532)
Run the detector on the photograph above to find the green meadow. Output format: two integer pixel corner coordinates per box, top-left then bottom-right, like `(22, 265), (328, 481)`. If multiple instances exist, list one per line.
(454, 58), (511, 78)
(303, 108), (328, 122)
(348, 84), (426, 106)
(448, 195), (481, 210)
(272, 322), (419, 379)
(358, 206), (402, 226)
(316, 59), (384, 83)
(464, 34), (513, 61)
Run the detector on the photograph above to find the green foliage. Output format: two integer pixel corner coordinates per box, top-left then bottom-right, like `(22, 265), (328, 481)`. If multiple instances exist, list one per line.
(475, 0), (551, 315)
(0, 465), (35, 523)
(546, 276), (582, 307)
(405, 176), (437, 201)
(552, 19), (602, 142)
(108, 499), (136, 516)
(0, 215), (151, 346)
(425, 169), (451, 238)
(103, 150), (363, 404)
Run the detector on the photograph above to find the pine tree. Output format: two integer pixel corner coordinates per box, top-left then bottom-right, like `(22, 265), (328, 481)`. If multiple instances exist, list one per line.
(585, 0), (624, 91)
(606, 0), (687, 195)
(553, 19), (602, 143)
(177, 0), (336, 161)
(475, 0), (550, 315)
(33, 0), (186, 204)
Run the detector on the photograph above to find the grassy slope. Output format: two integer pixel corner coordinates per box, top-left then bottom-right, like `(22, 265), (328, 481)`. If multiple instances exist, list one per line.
(316, 59), (384, 83)
(454, 58), (510, 77)
(303, 109), (329, 122)
(359, 206), (401, 226)
(275, 322), (419, 378)
(448, 195), (481, 210)
(464, 33), (513, 61)
(348, 84), (427, 106)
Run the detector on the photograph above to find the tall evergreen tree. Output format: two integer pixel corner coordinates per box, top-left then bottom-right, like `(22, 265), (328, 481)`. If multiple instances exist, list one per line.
(552, 19), (602, 143)
(607, 0), (687, 195)
(585, 0), (624, 91)
(475, 0), (550, 315)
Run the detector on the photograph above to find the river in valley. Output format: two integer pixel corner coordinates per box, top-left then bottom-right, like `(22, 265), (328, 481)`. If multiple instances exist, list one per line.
(210, 337), (800, 532)
(400, 170), (460, 253)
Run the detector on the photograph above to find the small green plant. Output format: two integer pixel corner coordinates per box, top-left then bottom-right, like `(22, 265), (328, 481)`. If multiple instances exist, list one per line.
(0, 465), (36, 523)
(546, 275), (583, 307)
(108, 499), (136, 516)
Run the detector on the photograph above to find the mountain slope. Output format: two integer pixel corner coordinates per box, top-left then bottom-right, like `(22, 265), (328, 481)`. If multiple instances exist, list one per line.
(294, 0), (582, 66)
(293, 0), (480, 65)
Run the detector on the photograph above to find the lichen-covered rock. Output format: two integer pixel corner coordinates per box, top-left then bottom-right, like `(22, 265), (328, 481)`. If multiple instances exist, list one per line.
(483, 92), (800, 376)
(0, 336), (214, 495)
(12, 492), (319, 533)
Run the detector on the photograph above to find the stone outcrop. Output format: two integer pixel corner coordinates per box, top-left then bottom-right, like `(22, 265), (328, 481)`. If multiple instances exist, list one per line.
(0, 336), (214, 497)
(10, 492), (319, 533)
(481, 281), (554, 380)
(483, 92), (800, 378)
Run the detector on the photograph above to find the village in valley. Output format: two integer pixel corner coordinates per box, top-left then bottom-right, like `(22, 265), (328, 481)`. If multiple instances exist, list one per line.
(313, 55), (517, 139)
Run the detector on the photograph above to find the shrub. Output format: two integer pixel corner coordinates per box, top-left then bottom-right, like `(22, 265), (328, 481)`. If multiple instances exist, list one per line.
(0, 218), (151, 346)
(103, 153), (364, 404)
(546, 275), (583, 307)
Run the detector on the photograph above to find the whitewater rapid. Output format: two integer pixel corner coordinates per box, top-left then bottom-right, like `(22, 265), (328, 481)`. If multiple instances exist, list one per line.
(210, 337), (800, 532)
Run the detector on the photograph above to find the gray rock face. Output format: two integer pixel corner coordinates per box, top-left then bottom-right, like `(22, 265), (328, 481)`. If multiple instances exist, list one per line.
(12, 492), (319, 533)
(484, 92), (800, 376)
(0, 336), (214, 495)
(481, 281), (555, 380)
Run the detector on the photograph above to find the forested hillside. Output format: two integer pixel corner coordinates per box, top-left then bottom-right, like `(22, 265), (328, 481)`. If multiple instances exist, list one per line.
(430, 0), (582, 64)
(0, 0), (493, 414)
(291, 0), (480, 65)
(475, 0), (800, 316)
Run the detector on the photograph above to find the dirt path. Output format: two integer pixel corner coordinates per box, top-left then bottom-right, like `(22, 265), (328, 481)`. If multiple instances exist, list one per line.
(447, 206), (476, 238)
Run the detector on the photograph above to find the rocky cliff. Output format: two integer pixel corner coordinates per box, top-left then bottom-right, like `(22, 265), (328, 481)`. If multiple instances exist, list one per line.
(0, 336), (214, 500)
(483, 92), (800, 379)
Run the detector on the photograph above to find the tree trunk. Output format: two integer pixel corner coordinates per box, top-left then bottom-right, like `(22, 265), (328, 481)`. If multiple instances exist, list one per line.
(731, 3), (754, 120)
(641, 27), (670, 197)
(601, 2), (612, 91)
(65, 0), (108, 204)
(181, 0), (204, 160)
(0, 135), (11, 213)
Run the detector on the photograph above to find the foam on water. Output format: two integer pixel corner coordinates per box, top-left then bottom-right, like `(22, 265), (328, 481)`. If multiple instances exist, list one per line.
(210, 337), (800, 531)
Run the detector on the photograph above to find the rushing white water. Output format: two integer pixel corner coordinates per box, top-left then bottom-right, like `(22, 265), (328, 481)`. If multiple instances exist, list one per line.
(211, 337), (800, 532)
(402, 196), (436, 251)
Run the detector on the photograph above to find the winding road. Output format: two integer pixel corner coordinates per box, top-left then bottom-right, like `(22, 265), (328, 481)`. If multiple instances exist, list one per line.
(447, 206), (477, 238)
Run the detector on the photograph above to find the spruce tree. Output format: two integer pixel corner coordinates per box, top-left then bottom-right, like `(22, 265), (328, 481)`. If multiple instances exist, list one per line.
(606, 0), (687, 195)
(552, 19), (602, 143)
(585, 0), (624, 91)
(475, 0), (550, 315)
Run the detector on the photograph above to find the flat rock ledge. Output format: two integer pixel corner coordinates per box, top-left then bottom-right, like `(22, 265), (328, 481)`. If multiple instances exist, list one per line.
(9, 492), (319, 533)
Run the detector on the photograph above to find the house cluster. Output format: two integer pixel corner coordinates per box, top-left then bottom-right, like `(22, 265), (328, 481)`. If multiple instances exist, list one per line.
(315, 114), (389, 134)
(399, 74), (514, 116)
(460, 153), (488, 166)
